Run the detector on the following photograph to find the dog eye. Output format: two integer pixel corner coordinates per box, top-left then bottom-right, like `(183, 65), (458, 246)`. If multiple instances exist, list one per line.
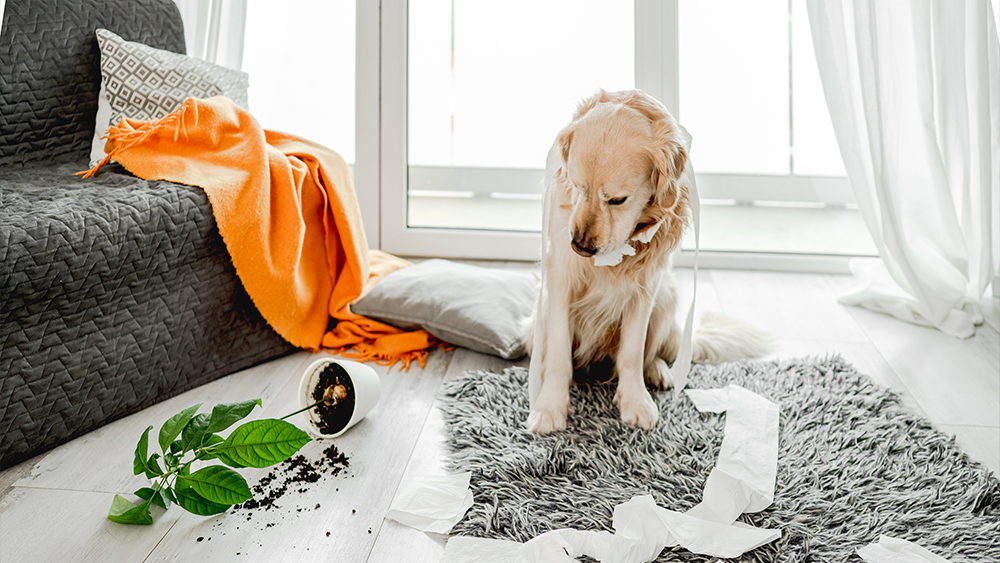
(608, 197), (628, 206)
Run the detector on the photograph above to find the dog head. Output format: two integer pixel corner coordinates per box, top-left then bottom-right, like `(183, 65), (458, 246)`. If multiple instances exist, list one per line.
(556, 90), (689, 262)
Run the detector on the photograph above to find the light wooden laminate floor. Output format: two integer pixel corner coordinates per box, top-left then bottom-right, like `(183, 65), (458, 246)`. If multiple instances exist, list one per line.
(2, 266), (998, 563)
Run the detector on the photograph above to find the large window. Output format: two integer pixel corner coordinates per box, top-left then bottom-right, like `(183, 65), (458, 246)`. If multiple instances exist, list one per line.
(381, 0), (876, 263)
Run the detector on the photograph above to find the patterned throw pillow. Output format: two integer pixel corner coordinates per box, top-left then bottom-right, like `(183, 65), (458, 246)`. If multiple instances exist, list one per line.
(89, 28), (250, 166)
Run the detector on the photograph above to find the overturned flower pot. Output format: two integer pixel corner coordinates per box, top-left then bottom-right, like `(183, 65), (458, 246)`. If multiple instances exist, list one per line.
(297, 358), (381, 438)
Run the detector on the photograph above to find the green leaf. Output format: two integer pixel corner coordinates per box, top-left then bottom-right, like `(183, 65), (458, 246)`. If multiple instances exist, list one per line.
(196, 434), (225, 461)
(158, 403), (203, 454)
(169, 439), (183, 455)
(144, 453), (163, 479)
(180, 413), (210, 451)
(135, 487), (154, 498)
(205, 399), (262, 434)
(108, 494), (153, 525)
(164, 452), (180, 468)
(163, 488), (178, 506)
(173, 463), (193, 494)
(173, 487), (231, 516)
(218, 456), (246, 469)
(133, 425), (154, 476)
(134, 487), (169, 509)
(214, 419), (311, 468)
(176, 465), (252, 505)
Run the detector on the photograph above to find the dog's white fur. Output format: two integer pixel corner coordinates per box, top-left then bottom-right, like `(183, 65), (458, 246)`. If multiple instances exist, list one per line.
(525, 89), (772, 434)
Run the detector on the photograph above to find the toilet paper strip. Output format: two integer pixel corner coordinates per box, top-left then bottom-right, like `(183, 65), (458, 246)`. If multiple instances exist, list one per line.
(684, 385), (780, 524)
(521, 495), (780, 563)
(385, 472), (474, 534)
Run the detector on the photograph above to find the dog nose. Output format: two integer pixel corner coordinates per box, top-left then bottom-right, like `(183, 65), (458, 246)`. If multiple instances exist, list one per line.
(571, 238), (598, 257)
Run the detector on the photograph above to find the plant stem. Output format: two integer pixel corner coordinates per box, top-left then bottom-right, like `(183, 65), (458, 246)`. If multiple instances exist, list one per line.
(280, 385), (347, 420)
(280, 398), (328, 421)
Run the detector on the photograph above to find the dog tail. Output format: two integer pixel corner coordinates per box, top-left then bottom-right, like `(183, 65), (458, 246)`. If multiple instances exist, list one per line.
(691, 311), (773, 365)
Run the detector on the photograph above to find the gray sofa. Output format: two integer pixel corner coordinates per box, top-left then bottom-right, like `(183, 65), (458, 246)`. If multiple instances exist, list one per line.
(0, 0), (296, 468)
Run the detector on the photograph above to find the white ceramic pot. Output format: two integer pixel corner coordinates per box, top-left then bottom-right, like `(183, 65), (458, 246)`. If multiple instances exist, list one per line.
(298, 357), (381, 438)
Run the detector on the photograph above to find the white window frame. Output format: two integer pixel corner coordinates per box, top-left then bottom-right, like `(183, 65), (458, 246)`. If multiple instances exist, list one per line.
(378, 0), (539, 260)
(355, 0), (382, 249)
(363, 0), (857, 273)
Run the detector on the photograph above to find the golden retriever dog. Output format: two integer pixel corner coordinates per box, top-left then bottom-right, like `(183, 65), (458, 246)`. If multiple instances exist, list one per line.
(525, 89), (771, 434)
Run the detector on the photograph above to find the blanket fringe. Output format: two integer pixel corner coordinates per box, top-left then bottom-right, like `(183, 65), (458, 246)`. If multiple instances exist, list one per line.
(329, 339), (455, 372)
(77, 98), (198, 179)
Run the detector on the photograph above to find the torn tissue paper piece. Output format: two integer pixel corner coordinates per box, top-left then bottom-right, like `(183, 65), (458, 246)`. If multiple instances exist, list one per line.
(857, 535), (954, 563)
(592, 241), (636, 267)
(592, 221), (663, 267)
(524, 529), (615, 563)
(441, 536), (528, 563)
(515, 385), (782, 563)
(656, 504), (780, 558)
(385, 472), (474, 534)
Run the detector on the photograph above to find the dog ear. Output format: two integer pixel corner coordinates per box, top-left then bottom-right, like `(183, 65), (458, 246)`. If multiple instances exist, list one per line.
(558, 127), (574, 165)
(647, 127), (688, 214)
(636, 121), (689, 249)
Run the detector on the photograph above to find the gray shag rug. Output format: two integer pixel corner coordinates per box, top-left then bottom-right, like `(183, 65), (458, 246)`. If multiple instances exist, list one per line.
(439, 356), (1000, 562)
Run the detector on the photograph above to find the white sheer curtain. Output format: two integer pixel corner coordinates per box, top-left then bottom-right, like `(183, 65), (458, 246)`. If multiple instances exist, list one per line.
(173, 0), (247, 71)
(806, 0), (1000, 338)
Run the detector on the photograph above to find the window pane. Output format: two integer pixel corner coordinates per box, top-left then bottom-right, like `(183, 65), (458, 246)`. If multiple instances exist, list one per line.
(407, 0), (634, 231)
(791, 0), (846, 177)
(679, 0), (790, 175)
(242, 0), (356, 165)
(678, 0), (871, 256)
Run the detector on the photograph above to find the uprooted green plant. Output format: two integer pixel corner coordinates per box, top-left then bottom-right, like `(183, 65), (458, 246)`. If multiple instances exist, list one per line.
(108, 395), (335, 525)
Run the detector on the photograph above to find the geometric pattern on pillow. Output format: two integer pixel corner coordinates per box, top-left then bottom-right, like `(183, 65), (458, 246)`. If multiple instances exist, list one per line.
(98, 31), (224, 123)
(91, 28), (250, 165)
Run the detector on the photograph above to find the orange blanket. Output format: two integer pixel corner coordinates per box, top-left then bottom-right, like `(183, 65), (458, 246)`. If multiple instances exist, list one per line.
(82, 96), (437, 369)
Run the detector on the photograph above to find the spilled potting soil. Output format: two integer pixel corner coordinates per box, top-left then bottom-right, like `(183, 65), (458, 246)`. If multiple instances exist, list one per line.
(219, 443), (351, 533)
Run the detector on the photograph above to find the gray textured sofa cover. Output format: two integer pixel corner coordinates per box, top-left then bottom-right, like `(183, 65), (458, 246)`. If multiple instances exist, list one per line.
(0, 0), (296, 468)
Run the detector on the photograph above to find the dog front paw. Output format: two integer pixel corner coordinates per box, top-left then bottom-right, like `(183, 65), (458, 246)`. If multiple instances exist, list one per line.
(618, 388), (660, 430)
(526, 404), (568, 433)
(527, 384), (570, 433)
(644, 357), (672, 390)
